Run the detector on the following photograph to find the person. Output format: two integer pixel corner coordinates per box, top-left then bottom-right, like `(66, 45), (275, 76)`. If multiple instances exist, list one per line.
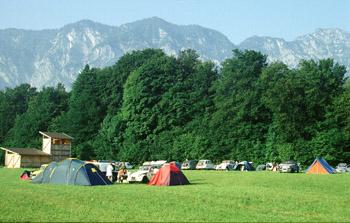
(106, 162), (114, 182)
(117, 163), (127, 183)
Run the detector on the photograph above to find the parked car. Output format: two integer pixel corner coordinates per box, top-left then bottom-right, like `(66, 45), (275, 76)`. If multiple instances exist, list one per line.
(124, 162), (133, 169)
(336, 163), (348, 173)
(95, 160), (118, 180)
(95, 160), (116, 172)
(279, 161), (299, 173)
(127, 165), (155, 183)
(215, 160), (236, 171)
(151, 160), (167, 169)
(196, 160), (215, 170)
(256, 164), (266, 171)
(116, 162), (133, 169)
(265, 163), (274, 171)
(182, 160), (198, 170)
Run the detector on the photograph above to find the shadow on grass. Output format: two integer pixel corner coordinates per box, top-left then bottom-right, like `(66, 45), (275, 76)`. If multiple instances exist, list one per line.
(187, 182), (206, 186)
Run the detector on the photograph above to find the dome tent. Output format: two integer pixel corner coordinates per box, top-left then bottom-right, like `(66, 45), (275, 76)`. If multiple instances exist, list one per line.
(148, 163), (190, 186)
(306, 157), (335, 174)
(32, 159), (111, 186)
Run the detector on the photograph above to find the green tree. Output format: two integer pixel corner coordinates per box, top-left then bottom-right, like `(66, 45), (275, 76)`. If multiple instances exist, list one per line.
(210, 49), (269, 163)
(5, 84), (68, 148)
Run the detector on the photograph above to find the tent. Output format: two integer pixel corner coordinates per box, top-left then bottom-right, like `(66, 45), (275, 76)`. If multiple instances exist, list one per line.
(32, 158), (112, 186)
(234, 161), (254, 171)
(170, 161), (182, 169)
(20, 170), (31, 180)
(149, 163), (190, 186)
(306, 157), (335, 174)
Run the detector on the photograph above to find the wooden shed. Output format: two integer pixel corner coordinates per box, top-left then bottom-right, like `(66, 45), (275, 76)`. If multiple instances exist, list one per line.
(39, 131), (73, 162)
(0, 147), (51, 168)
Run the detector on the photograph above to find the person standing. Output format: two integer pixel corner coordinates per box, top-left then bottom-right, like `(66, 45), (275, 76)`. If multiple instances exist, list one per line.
(106, 162), (114, 182)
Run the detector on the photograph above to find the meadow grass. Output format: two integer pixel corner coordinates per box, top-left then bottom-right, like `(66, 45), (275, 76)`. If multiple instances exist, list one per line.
(0, 168), (349, 222)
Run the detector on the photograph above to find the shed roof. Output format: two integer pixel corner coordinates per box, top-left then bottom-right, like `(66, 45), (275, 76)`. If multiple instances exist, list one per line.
(39, 131), (73, 139)
(0, 147), (51, 156)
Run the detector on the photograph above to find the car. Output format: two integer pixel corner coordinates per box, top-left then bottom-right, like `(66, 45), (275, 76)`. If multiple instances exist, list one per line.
(151, 160), (167, 169)
(196, 160), (215, 170)
(127, 165), (155, 183)
(95, 160), (118, 180)
(279, 161), (299, 173)
(182, 160), (198, 170)
(256, 164), (266, 171)
(265, 163), (274, 171)
(215, 160), (236, 171)
(335, 163), (348, 173)
(95, 160), (117, 172)
(124, 162), (134, 169)
(116, 162), (133, 169)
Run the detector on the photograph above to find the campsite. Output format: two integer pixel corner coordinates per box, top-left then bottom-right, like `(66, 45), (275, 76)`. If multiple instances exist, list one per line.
(1, 167), (349, 222)
(1, 1), (350, 222)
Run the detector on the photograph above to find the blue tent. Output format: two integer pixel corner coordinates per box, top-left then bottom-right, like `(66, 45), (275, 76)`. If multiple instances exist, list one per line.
(306, 157), (335, 174)
(32, 159), (112, 185)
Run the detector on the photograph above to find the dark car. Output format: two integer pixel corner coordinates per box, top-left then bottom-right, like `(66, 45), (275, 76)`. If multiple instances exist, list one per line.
(279, 160), (299, 173)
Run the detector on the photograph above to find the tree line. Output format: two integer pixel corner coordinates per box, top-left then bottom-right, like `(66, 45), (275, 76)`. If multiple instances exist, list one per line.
(0, 49), (349, 165)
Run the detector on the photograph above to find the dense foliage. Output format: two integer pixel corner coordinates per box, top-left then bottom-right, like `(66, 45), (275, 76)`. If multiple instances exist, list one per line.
(0, 49), (349, 165)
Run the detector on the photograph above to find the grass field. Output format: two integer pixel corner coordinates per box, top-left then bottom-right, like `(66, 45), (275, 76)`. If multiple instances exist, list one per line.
(0, 168), (349, 222)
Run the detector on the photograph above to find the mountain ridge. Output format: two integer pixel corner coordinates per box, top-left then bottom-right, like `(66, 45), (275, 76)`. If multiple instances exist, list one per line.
(0, 18), (348, 89)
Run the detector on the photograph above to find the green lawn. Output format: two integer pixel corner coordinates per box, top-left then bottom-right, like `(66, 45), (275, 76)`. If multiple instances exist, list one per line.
(0, 168), (349, 222)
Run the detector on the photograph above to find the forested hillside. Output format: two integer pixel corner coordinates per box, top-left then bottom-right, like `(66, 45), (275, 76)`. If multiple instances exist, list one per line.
(0, 49), (349, 165)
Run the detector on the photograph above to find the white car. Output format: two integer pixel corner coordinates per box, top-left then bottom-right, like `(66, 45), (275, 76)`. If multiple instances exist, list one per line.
(335, 163), (348, 173)
(127, 165), (155, 183)
(151, 160), (167, 169)
(215, 160), (235, 170)
(196, 160), (215, 170)
(266, 163), (273, 171)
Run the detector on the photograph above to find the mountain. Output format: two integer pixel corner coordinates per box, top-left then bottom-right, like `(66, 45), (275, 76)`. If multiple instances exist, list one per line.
(239, 28), (350, 71)
(0, 18), (349, 89)
(0, 17), (234, 89)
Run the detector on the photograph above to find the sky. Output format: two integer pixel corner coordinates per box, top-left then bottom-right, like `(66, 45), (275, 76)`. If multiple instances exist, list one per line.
(0, 0), (349, 44)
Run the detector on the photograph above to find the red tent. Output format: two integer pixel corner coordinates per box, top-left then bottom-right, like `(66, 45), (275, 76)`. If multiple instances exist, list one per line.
(148, 163), (190, 186)
(20, 170), (31, 180)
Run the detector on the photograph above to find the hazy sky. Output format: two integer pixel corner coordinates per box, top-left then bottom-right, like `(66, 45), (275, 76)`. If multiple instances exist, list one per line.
(1, 0), (349, 44)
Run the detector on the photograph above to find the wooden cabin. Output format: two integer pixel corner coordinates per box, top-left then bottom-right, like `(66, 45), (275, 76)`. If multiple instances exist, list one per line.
(39, 131), (73, 162)
(1, 147), (51, 168)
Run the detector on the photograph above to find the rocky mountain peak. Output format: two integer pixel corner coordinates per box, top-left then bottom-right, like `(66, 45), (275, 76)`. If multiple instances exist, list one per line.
(0, 18), (348, 90)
